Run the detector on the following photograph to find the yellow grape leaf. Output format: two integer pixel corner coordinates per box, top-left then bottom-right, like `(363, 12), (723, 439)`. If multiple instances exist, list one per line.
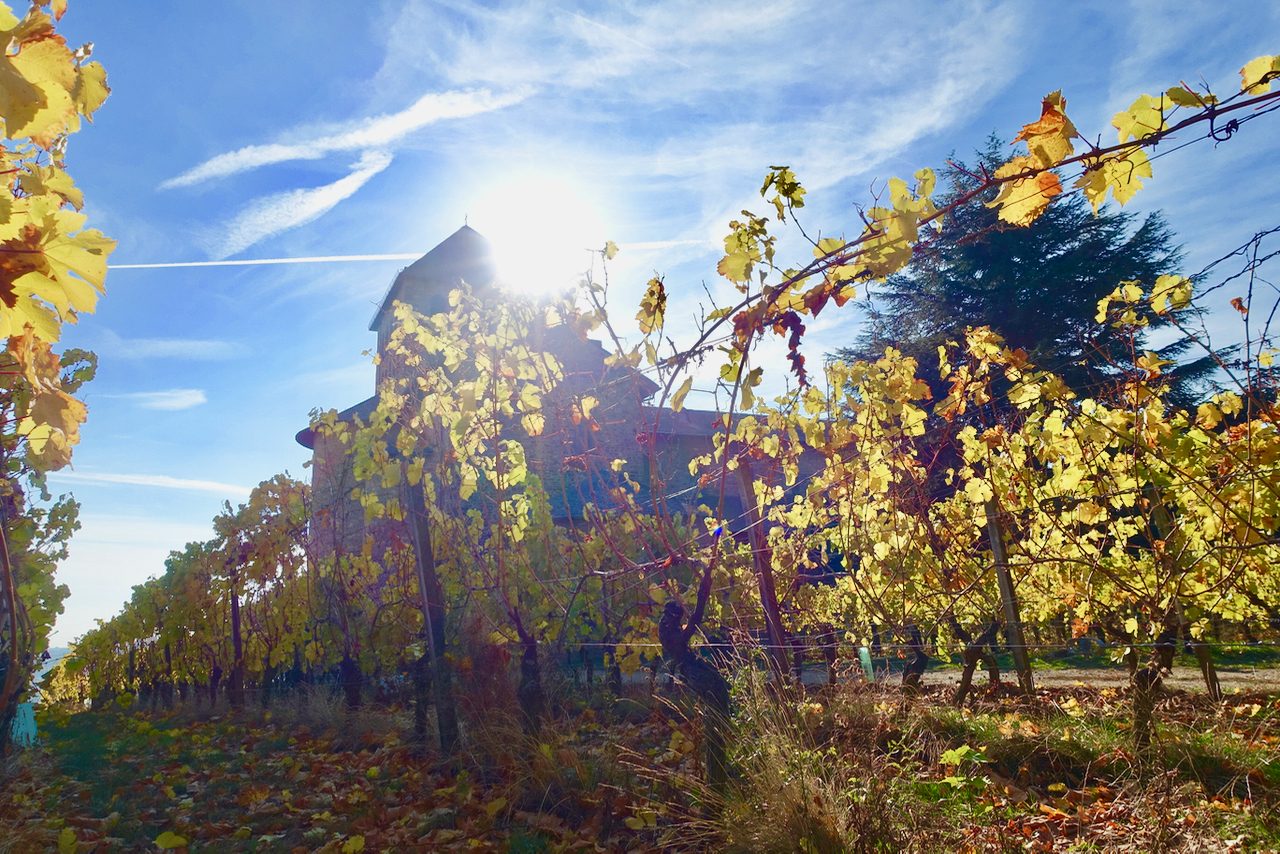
(233, 827), (251, 840)
(1, 289), (56, 341)
(635, 276), (666, 334)
(619, 647), (641, 675)
(0, 15), (80, 148)
(914, 166), (936, 197)
(1007, 380), (1041, 408)
(18, 163), (83, 210)
(986, 156), (1061, 226)
(1197, 402), (1222, 429)
(1124, 616), (1140, 636)
(1136, 351), (1172, 376)
(813, 236), (845, 258)
(57, 827), (76, 854)
(717, 213), (770, 287)
(1013, 90), (1077, 168)
(6, 332), (86, 470)
(50, 0), (66, 22)
(761, 165), (806, 220)
(1095, 293), (1113, 323)
(1075, 501), (1106, 525)
(603, 240), (618, 260)
(963, 478), (993, 506)
(1165, 86), (1214, 108)
(1074, 149), (1152, 213)
(485, 796), (507, 817)
(1218, 391), (1243, 416)
(43, 219), (116, 290)
(0, 209), (114, 338)
(154, 830), (188, 849)
(341, 837), (366, 854)
(670, 375), (693, 412)
(1149, 274), (1191, 314)
(1240, 54), (1280, 94)
(72, 60), (110, 120)
(1113, 94), (1165, 143)
(717, 249), (753, 283)
(857, 171), (936, 278)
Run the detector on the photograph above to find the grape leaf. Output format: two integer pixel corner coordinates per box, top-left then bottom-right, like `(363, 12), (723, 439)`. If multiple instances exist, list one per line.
(635, 276), (666, 334)
(1165, 86), (1215, 107)
(0, 14), (80, 148)
(17, 163), (83, 210)
(1240, 54), (1280, 94)
(1113, 94), (1165, 143)
(986, 156), (1061, 226)
(154, 830), (188, 849)
(6, 330), (87, 470)
(1074, 149), (1152, 213)
(1013, 90), (1077, 168)
(670, 376), (693, 412)
(71, 60), (109, 121)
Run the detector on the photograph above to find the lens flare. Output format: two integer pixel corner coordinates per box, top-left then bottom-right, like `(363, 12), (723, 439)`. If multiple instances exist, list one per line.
(467, 176), (607, 294)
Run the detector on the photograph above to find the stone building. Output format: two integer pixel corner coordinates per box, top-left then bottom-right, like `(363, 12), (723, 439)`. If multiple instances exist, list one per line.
(296, 226), (747, 557)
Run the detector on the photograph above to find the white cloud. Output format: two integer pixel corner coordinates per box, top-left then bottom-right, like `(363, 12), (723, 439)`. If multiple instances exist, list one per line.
(107, 389), (207, 410)
(205, 151), (394, 259)
(52, 514), (220, 643)
(98, 329), (247, 361)
(160, 88), (528, 189)
(67, 514), (217, 548)
(46, 471), (252, 496)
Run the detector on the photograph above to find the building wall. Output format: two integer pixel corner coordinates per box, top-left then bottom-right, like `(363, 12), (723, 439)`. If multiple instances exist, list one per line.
(302, 227), (814, 568)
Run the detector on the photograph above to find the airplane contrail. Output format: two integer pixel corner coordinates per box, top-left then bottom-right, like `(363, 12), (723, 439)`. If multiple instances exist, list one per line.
(109, 241), (711, 270)
(110, 254), (423, 269)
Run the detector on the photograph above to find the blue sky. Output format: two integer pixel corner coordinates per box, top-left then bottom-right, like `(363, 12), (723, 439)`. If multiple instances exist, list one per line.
(41, 0), (1280, 642)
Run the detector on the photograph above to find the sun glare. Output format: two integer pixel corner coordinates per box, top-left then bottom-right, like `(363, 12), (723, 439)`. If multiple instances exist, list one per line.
(466, 176), (607, 294)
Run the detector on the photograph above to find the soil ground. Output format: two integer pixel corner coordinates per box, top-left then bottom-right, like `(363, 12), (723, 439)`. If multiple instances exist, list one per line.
(918, 664), (1280, 693)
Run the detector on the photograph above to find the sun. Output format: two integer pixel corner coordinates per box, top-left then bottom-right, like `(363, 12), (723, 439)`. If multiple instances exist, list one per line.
(466, 176), (608, 294)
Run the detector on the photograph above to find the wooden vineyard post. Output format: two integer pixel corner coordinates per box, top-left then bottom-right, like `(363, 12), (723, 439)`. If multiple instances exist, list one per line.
(735, 458), (792, 687)
(404, 469), (460, 757)
(985, 500), (1034, 696)
(228, 552), (245, 711)
(1146, 492), (1222, 700)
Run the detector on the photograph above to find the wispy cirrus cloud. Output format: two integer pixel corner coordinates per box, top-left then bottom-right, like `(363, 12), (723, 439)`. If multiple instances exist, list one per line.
(106, 389), (207, 411)
(47, 471), (252, 496)
(98, 329), (247, 361)
(204, 150), (394, 259)
(160, 88), (528, 190)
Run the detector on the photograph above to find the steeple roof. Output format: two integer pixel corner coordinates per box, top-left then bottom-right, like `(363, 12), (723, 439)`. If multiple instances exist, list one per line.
(368, 225), (497, 330)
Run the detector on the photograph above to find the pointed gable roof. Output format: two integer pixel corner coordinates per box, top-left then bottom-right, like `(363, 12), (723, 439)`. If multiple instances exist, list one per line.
(368, 225), (498, 330)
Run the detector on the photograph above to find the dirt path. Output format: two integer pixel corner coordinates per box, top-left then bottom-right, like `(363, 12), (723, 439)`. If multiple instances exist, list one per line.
(915, 664), (1280, 694)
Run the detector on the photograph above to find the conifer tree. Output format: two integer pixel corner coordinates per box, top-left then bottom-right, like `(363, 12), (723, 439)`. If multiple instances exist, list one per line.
(836, 136), (1217, 410)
